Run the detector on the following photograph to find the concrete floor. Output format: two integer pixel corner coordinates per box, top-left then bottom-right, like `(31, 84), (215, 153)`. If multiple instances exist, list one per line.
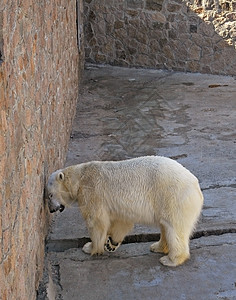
(44, 65), (236, 300)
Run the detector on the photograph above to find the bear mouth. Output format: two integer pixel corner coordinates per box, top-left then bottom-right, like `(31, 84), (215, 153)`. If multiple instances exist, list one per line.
(59, 204), (65, 212)
(49, 204), (65, 213)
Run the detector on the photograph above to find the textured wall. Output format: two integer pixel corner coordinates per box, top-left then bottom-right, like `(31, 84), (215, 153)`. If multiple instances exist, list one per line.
(0, 1), (83, 299)
(84, 0), (236, 75)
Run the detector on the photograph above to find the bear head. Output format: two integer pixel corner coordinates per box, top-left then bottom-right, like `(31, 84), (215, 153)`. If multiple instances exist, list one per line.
(46, 169), (72, 213)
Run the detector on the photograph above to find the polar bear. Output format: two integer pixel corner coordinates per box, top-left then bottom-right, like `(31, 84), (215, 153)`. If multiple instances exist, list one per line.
(47, 156), (203, 267)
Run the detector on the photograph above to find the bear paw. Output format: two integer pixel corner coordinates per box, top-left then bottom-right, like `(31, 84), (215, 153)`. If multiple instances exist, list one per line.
(160, 255), (177, 267)
(82, 242), (92, 254)
(104, 236), (121, 252)
(160, 253), (189, 267)
(150, 241), (168, 254)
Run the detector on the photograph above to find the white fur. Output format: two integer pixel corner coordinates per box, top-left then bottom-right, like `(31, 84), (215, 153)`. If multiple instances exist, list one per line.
(47, 156), (204, 266)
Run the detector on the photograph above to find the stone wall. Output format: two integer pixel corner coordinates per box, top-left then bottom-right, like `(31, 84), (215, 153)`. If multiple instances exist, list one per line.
(84, 0), (236, 75)
(0, 1), (83, 299)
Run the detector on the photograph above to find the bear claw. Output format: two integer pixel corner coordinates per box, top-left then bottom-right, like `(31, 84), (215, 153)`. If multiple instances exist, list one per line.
(104, 236), (121, 253)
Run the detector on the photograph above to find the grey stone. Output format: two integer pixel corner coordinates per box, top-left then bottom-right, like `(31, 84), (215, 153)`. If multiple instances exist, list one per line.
(145, 0), (164, 11)
(48, 234), (236, 300)
(166, 3), (182, 12)
(126, 0), (144, 9)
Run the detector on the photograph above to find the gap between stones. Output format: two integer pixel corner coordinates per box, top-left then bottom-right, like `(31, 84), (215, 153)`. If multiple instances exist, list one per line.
(202, 183), (236, 190)
(46, 228), (236, 253)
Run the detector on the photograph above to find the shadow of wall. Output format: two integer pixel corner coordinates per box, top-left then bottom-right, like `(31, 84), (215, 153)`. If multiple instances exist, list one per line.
(84, 0), (236, 75)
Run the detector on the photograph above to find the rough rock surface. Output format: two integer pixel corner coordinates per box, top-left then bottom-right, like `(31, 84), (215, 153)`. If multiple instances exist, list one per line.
(84, 0), (236, 75)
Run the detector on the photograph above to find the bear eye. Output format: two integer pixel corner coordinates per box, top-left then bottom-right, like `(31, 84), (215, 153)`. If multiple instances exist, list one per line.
(48, 193), (53, 199)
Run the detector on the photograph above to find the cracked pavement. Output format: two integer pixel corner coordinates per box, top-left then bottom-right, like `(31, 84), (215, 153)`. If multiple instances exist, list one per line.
(42, 65), (236, 300)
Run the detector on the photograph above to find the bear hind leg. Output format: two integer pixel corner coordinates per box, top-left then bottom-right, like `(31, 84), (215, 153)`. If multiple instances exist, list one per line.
(150, 224), (169, 254)
(159, 221), (190, 267)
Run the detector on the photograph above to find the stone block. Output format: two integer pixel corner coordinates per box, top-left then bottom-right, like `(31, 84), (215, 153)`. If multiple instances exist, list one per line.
(114, 20), (124, 29)
(146, 0), (164, 11)
(163, 45), (175, 59)
(126, 0), (144, 9)
(190, 24), (198, 33)
(153, 21), (164, 30)
(126, 9), (139, 17)
(127, 46), (137, 55)
(150, 12), (166, 23)
(189, 44), (202, 60)
(95, 53), (107, 62)
(167, 3), (182, 12)
(187, 60), (201, 72)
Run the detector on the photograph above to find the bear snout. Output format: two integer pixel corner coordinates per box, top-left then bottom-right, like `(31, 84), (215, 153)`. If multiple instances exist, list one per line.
(49, 203), (65, 213)
(48, 199), (64, 213)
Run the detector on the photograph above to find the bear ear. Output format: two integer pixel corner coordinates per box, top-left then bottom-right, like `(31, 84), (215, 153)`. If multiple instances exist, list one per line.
(57, 172), (65, 181)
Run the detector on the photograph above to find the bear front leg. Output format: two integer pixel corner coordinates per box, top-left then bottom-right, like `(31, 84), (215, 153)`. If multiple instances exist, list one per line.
(104, 236), (121, 252)
(105, 220), (134, 253)
(86, 216), (109, 256)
